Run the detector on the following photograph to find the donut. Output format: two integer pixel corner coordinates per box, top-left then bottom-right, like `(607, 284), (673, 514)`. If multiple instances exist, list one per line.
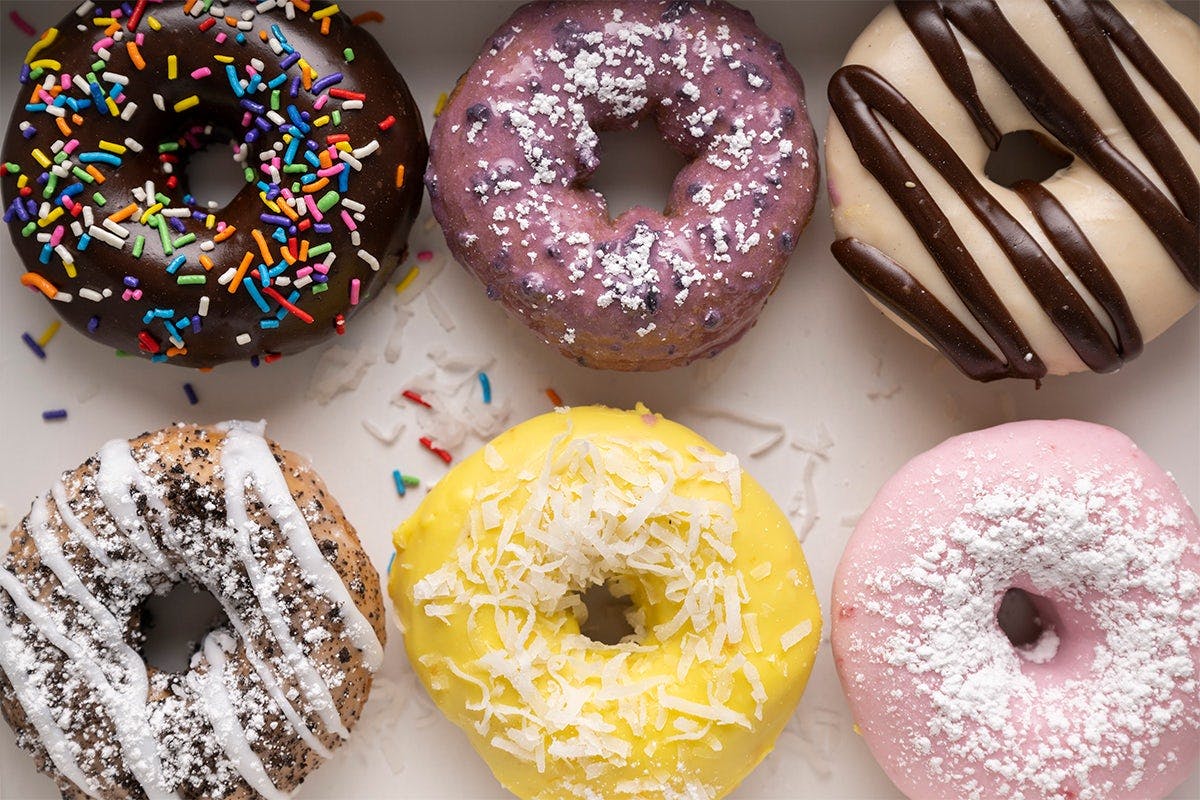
(1, 1), (427, 367)
(0, 421), (386, 798)
(825, 0), (1199, 382)
(831, 420), (1200, 799)
(389, 405), (822, 799)
(426, 1), (818, 371)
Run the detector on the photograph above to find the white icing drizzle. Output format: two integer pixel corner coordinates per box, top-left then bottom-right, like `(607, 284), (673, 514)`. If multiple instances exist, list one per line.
(192, 632), (289, 800)
(50, 481), (113, 569)
(96, 440), (179, 580)
(221, 452), (352, 741)
(0, 568), (174, 799)
(220, 422), (384, 670)
(0, 615), (102, 799)
(201, 587), (336, 758)
(0, 421), (379, 795)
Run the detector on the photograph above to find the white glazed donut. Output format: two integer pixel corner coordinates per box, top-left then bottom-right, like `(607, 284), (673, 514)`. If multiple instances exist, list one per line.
(826, 0), (1199, 381)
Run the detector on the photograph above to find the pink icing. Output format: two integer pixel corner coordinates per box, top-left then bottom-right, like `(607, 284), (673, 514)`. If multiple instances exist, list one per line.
(832, 420), (1200, 800)
(426, 0), (818, 371)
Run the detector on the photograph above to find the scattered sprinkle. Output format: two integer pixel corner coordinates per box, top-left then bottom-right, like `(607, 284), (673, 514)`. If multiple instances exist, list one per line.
(394, 265), (419, 294)
(546, 388), (564, 407)
(478, 371), (492, 404)
(21, 332), (46, 359)
(183, 382), (199, 405)
(8, 10), (36, 37)
(418, 436), (453, 464)
(41, 408), (67, 421)
(401, 389), (432, 409)
(36, 321), (61, 348)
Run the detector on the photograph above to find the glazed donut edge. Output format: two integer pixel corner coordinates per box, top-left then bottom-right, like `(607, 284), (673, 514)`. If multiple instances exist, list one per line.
(831, 419), (1200, 800)
(390, 405), (823, 799)
(0, 422), (387, 799)
(426, 0), (820, 372)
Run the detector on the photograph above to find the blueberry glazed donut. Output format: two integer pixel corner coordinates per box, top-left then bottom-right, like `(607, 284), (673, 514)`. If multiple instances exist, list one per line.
(0, 422), (386, 798)
(826, 0), (1199, 381)
(427, 1), (819, 371)
(2, 1), (427, 366)
(832, 420), (1200, 799)
(390, 406), (823, 799)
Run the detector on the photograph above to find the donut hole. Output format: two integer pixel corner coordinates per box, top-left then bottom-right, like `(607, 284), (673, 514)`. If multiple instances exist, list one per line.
(996, 587), (1061, 663)
(140, 582), (229, 673)
(584, 123), (690, 219)
(984, 130), (1074, 188)
(180, 134), (246, 210)
(572, 581), (638, 645)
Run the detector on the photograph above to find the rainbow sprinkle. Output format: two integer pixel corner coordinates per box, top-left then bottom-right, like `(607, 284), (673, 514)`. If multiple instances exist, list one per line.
(478, 371), (492, 404)
(401, 389), (431, 409)
(41, 408), (67, 421)
(418, 436), (452, 464)
(392, 469), (420, 497)
(21, 332), (46, 359)
(183, 382), (198, 405)
(8, 10), (36, 37)
(37, 320), (61, 347)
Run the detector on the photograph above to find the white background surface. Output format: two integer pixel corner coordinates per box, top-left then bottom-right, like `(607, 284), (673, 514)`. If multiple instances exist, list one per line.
(0, 1), (1197, 798)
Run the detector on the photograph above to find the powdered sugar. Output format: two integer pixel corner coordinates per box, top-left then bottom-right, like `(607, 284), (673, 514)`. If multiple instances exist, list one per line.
(851, 469), (1200, 799)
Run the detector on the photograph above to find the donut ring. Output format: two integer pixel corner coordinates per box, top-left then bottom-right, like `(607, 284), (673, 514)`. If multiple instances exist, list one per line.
(831, 420), (1200, 800)
(2, 1), (427, 367)
(427, 0), (818, 371)
(0, 422), (386, 799)
(825, 0), (1199, 381)
(389, 406), (822, 799)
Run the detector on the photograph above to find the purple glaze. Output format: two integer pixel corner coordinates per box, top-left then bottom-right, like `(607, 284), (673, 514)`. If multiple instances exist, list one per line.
(427, 0), (819, 371)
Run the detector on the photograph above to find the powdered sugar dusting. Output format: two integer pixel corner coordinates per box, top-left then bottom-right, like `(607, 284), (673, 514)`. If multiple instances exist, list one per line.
(0, 424), (383, 797)
(849, 468), (1200, 800)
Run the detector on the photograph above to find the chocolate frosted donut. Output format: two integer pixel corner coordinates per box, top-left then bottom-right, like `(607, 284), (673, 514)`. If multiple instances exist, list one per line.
(2, 1), (426, 367)
(427, 0), (818, 371)
(826, 0), (1199, 382)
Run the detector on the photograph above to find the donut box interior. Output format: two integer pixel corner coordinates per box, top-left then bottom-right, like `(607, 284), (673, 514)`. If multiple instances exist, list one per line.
(0, 1), (1196, 798)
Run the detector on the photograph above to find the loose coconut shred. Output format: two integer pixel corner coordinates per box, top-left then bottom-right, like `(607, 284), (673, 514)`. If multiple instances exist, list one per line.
(412, 431), (764, 799)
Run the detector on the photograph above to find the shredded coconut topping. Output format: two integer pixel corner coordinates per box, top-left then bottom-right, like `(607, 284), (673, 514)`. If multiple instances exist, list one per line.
(410, 431), (764, 797)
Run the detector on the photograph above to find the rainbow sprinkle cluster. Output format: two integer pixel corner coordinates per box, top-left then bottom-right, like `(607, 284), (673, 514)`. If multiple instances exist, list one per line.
(3, 0), (401, 364)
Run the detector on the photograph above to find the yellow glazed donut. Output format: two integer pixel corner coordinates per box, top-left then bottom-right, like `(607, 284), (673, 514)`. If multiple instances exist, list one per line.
(389, 405), (821, 800)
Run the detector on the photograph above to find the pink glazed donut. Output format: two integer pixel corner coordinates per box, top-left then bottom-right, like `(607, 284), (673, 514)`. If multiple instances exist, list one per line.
(831, 420), (1200, 800)
(426, 0), (818, 371)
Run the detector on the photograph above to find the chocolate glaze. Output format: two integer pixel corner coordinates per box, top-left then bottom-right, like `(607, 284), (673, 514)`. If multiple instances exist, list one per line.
(830, 0), (1199, 381)
(2, 1), (427, 367)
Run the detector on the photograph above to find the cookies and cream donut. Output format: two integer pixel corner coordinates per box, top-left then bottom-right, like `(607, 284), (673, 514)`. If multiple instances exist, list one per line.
(427, 1), (818, 371)
(826, 0), (1199, 381)
(2, 1), (427, 366)
(832, 420), (1200, 799)
(0, 422), (386, 798)
(389, 405), (822, 799)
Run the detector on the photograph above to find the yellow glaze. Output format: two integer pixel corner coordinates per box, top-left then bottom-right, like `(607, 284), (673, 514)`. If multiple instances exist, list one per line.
(390, 405), (821, 800)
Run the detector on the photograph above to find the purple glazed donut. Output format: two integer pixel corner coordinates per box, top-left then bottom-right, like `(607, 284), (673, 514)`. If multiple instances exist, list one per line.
(427, 0), (819, 371)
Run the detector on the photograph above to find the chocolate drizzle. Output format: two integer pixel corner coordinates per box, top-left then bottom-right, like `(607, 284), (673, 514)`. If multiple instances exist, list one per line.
(830, 0), (1199, 381)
